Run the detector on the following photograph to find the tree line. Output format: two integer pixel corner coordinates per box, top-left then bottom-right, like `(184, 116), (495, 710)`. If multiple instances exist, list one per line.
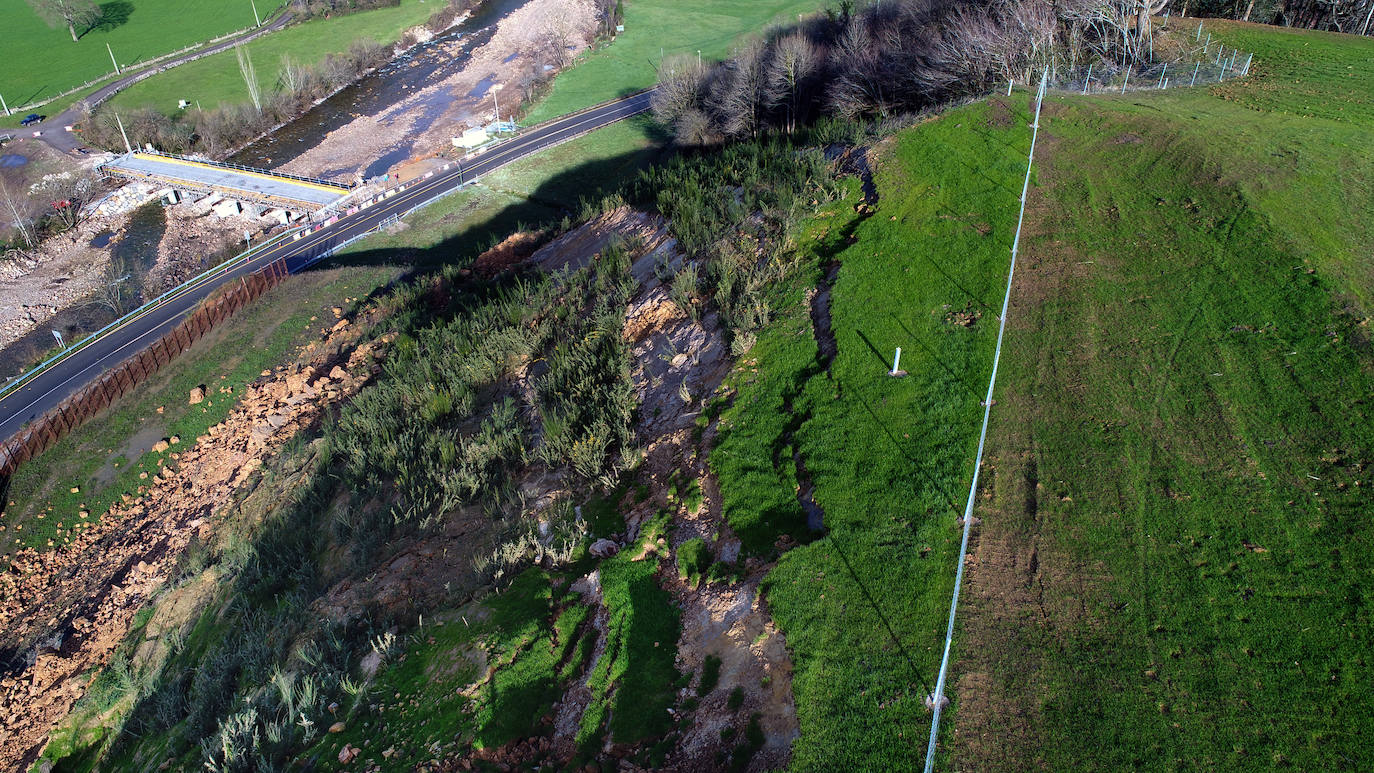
(653, 0), (1180, 143)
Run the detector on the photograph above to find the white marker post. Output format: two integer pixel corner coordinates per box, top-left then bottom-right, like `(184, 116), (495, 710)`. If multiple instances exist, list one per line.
(1082, 63), (1093, 95)
(251, 0), (261, 26)
(892, 347), (901, 375)
(1191, 62), (1200, 86)
(52, 329), (65, 349)
(107, 43), (121, 75)
(0, 92), (8, 117)
(1007, 80), (1013, 96)
(1121, 69), (1130, 94)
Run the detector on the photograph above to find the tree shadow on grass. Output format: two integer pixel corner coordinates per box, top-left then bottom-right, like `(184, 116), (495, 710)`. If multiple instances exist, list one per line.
(86, 1), (135, 36)
(315, 139), (668, 276)
(825, 530), (937, 698)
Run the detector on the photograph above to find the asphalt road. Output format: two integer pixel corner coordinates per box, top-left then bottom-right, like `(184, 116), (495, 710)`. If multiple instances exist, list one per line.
(23, 12), (291, 154)
(0, 89), (655, 444)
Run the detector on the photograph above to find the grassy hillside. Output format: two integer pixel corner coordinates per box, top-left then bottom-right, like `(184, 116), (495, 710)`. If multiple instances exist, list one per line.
(21, 11), (1374, 773)
(0, 0), (269, 109)
(950, 20), (1374, 769)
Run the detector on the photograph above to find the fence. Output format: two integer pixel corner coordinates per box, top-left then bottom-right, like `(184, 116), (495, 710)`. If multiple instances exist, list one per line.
(2, 3), (288, 117)
(1026, 28), (1253, 96)
(0, 259), (288, 486)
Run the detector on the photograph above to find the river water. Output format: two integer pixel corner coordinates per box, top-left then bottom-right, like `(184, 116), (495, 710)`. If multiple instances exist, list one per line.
(228, 0), (530, 176)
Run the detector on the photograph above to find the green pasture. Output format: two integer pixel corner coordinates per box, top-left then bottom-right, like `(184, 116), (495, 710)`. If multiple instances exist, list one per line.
(522, 0), (827, 125)
(0, 0), (270, 112)
(945, 20), (1374, 770)
(103, 0), (436, 116)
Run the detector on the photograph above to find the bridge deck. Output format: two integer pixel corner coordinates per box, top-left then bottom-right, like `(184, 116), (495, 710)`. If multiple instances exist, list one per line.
(101, 152), (348, 209)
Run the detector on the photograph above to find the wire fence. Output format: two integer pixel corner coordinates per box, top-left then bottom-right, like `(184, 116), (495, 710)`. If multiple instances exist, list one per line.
(922, 37), (1255, 769)
(1031, 37), (1254, 97)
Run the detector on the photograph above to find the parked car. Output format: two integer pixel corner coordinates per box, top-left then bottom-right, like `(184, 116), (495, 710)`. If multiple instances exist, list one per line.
(20, 114), (44, 127)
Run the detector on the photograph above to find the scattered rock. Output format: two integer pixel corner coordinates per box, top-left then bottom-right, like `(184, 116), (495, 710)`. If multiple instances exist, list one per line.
(338, 744), (360, 764)
(590, 539), (620, 558)
(188, 385), (206, 405)
(151, 440), (170, 453)
(329, 721), (346, 733)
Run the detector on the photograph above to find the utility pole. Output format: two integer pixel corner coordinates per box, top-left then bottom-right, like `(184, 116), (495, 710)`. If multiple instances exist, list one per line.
(115, 112), (132, 154)
(107, 42), (121, 75)
(251, 0), (261, 26)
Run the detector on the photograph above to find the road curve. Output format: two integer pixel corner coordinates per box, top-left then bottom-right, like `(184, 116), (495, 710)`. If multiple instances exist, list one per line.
(0, 90), (655, 444)
(26, 12), (292, 153)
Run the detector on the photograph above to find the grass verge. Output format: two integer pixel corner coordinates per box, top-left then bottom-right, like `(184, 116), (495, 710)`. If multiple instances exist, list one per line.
(0, 265), (399, 557)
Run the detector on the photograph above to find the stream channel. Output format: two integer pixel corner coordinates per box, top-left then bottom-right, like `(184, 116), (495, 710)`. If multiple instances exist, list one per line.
(229, 0), (532, 179)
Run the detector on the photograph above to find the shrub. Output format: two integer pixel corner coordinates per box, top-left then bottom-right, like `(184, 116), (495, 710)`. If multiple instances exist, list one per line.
(697, 654), (721, 696)
(676, 538), (710, 588)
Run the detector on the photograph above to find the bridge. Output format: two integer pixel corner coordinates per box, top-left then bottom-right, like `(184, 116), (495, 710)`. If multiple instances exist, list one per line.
(99, 151), (354, 212)
(0, 90), (655, 447)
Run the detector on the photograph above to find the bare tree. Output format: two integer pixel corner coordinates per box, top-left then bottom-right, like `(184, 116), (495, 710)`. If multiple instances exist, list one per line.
(709, 40), (769, 137)
(540, 18), (581, 69)
(651, 55), (707, 127)
(765, 33), (820, 133)
(26, 0), (101, 42)
(236, 44), (263, 111)
(279, 54), (305, 93)
(0, 177), (37, 251)
(93, 255), (138, 316)
(44, 173), (99, 231)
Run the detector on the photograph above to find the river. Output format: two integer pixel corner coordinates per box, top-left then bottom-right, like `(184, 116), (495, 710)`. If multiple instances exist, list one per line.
(228, 0), (531, 176)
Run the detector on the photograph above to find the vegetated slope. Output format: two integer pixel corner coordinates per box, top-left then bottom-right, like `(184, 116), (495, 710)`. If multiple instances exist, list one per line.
(0, 0), (260, 109)
(654, 101), (1030, 768)
(953, 21), (1374, 770)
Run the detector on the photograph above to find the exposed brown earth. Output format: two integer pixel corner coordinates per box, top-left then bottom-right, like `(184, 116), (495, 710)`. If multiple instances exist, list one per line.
(948, 126), (1113, 771)
(0, 304), (387, 769)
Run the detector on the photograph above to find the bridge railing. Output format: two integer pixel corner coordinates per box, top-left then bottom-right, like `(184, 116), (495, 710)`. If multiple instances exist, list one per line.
(125, 149), (355, 191)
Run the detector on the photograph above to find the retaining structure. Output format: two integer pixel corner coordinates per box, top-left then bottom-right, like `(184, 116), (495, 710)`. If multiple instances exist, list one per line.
(0, 259), (288, 488)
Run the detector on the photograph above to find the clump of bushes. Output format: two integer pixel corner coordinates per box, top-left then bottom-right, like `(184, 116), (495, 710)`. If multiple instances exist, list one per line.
(102, 243), (642, 769)
(654, 0), (1173, 142)
(631, 136), (840, 346)
(677, 537), (710, 588)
